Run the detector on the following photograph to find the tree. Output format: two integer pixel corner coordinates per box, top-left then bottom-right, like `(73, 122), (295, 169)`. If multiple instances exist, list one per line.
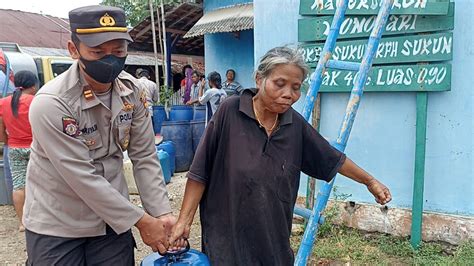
(101, 0), (183, 27)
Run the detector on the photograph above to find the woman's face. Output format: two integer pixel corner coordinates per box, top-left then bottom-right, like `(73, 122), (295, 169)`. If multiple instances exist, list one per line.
(256, 64), (304, 114)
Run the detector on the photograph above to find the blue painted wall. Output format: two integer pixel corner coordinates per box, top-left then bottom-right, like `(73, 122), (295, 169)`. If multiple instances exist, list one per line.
(204, 30), (254, 88)
(204, 0), (255, 88)
(254, 0), (474, 215)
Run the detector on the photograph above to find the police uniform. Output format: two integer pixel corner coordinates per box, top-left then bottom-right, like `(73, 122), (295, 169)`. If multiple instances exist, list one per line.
(23, 6), (171, 265)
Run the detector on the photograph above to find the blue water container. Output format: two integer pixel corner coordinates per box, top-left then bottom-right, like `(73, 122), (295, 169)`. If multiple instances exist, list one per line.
(193, 105), (206, 120)
(160, 121), (193, 172)
(190, 120), (205, 153)
(156, 141), (176, 175)
(141, 243), (210, 266)
(170, 105), (193, 121)
(152, 105), (167, 134)
(156, 149), (171, 184)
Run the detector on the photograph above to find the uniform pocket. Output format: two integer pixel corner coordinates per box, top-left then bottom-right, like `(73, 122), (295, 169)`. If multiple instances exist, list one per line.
(79, 131), (103, 151)
(276, 163), (300, 203)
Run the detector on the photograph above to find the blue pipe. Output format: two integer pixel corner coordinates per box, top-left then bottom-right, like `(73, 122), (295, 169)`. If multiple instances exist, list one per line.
(295, 1), (394, 265)
(326, 60), (361, 72)
(301, 0), (349, 121)
(294, 205), (312, 219)
(295, 0), (349, 261)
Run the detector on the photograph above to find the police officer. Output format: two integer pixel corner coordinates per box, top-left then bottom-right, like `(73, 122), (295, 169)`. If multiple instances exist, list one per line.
(24, 5), (174, 264)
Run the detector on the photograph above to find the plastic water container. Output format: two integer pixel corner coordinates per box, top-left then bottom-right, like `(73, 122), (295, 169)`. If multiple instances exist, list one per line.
(169, 105), (193, 121)
(193, 105), (206, 120)
(156, 141), (176, 175)
(141, 242), (210, 266)
(156, 149), (172, 184)
(190, 120), (205, 153)
(152, 105), (167, 134)
(160, 121), (193, 172)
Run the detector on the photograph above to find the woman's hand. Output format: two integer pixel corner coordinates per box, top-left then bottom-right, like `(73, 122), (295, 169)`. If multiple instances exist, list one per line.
(366, 178), (392, 205)
(168, 220), (191, 251)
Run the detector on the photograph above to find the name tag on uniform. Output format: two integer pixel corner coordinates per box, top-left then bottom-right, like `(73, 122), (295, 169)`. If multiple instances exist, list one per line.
(81, 124), (98, 135)
(119, 113), (132, 124)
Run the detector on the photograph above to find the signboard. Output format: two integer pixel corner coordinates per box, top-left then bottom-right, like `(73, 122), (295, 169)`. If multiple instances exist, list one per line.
(298, 3), (454, 41)
(300, 0), (450, 15)
(301, 32), (453, 66)
(309, 63), (451, 92)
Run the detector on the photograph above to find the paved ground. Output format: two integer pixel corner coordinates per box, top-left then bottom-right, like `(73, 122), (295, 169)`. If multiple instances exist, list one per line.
(0, 172), (202, 265)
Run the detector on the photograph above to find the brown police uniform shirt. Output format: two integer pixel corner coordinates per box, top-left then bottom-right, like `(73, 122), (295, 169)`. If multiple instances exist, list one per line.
(24, 61), (171, 237)
(188, 90), (346, 265)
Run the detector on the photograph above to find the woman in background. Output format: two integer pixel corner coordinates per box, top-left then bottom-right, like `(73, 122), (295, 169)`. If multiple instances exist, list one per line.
(0, 70), (37, 231)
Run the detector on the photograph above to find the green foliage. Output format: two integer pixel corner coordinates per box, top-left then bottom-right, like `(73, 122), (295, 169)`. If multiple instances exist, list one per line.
(158, 85), (174, 105)
(100, 0), (183, 27)
(317, 186), (352, 238)
(291, 227), (474, 265)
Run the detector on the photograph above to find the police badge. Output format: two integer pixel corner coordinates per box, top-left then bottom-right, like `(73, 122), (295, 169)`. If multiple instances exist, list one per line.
(62, 117), (80, 137)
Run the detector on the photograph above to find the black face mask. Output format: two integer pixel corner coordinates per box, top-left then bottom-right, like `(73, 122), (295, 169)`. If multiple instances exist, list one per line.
(80, 54), (127, 84)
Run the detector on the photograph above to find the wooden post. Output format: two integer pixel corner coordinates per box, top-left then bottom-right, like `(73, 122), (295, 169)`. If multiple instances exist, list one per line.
(306, 94), (321, 209)
(148, 0), (160, 90)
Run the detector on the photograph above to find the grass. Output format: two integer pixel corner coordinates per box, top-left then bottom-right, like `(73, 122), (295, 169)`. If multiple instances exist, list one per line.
(290, 226), (474, 265)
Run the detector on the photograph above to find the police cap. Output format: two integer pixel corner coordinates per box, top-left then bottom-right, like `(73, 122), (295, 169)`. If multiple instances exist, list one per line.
(69, 5), (133, 47)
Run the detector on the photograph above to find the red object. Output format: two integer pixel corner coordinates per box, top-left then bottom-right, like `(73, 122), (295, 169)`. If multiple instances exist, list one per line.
(0, 49), (14, 83)
(0, 95), (34, 148)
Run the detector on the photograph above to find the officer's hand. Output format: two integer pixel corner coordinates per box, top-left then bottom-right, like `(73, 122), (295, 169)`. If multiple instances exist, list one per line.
(366, 178), (392, 205)
(158, 213), (177, 239)
(136, 213), (168, 254)
(168, 219), (191, 251)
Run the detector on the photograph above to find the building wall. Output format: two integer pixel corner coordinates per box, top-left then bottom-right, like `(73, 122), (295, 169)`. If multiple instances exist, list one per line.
(204, 30), (254, 88)
(203, 0), (255, 88)
(254, 0), (474, 216)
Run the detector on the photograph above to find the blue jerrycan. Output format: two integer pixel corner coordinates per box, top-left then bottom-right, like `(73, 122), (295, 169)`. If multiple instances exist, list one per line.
(141, 241), (210, 266)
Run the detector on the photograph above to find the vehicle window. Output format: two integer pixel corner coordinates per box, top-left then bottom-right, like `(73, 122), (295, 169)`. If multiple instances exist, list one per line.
(51, 63), (72, 78)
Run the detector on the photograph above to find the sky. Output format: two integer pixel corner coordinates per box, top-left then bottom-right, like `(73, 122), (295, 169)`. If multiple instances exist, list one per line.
(1, 0), (102, 18)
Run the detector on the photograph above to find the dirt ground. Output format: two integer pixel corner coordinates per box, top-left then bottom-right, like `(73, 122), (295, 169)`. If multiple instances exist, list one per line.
(0, 172), (202, 265)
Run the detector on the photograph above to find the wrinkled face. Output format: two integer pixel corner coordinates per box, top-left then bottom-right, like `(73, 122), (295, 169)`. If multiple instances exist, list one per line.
(256, 64), (303, 114)
(226, 71), (234, 81)
(191, 73), (200, 84)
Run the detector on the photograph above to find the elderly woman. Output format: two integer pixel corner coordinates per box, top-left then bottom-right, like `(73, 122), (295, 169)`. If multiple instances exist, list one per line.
(170, 47), (391, 265)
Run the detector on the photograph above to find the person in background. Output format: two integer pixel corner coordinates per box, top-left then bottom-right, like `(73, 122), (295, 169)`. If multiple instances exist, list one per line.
(222, 69), (243, 96)
(23, 6), (174, 264)
(198, 71), (227, 123)
(136, 68), (158, 119)
(185, 70), (205, 106)
(169, 47), (391, 265)
(181, 67), (193, 104)
(0, 70), (37, 232)
(0, 56), (16, 208)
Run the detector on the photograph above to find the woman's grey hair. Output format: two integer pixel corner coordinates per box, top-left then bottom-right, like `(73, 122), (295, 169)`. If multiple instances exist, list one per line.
(254, 46), (309, 81)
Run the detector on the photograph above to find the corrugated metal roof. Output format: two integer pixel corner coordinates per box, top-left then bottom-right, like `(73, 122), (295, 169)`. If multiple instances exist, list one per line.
(0, 9), (70, 49)
(129, 2), (204, 56)
(184, 3), (253, 38)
